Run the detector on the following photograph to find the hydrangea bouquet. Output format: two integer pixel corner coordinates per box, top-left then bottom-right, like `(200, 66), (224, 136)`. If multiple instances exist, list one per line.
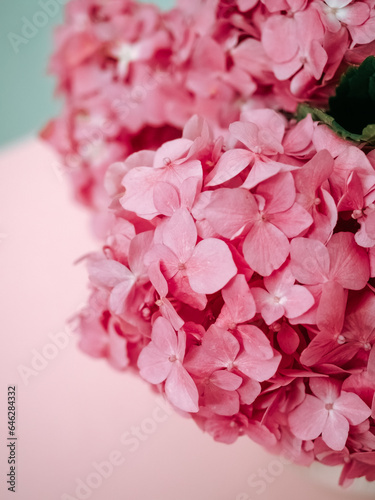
(43, 0), (375, 487)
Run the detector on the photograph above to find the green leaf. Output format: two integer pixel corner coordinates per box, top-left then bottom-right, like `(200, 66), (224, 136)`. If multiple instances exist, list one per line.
(297, 56), (375, 148)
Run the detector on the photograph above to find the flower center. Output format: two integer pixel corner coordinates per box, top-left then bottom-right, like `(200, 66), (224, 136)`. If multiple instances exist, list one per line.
(178, 262), (187, 271)
(337, 335), (346, 345)
(325, 403), (334, 411)
(169, 354), (177, 363)
(352, 209), (363, 219)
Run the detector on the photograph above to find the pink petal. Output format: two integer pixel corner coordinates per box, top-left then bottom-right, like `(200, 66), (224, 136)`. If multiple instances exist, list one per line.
(210, 370), (242, 391)
(283, 285), (315, 318)
(237, 346), (281, 381)
(205, 149), (253, 187)
(229, 121), (260, 151)
(241, 157), (283, 190)
(153, 138), (192, 167)
(316, 280), (347, 333)
(187, 238), (237, 294)
(108, 328), (128, 371)
(239, 325), (275, 360)
(294, 149), (334, 198)
(151, 316), (178, 356)
(121, 167), (161, 219)
(283, 114), (314, 154)
(165, 362), (199, 413)
(252, 287), (285, 325)
(327, 232), (370, 290)
(271, 201), (313, 238)
(137, 343), (171, 384)
(243, 221), (290, 276)
(262, 15), (299, 63)
(162, 208), (197, 263)
(334, 392), (371, 425)
(237, 378), (261, 405)
(204, 187), (258, 239)
(88, 259), (134, 288)
(128, 230), (154, 277)
(322, 411), (349, 451)
(185, 325), (240, 375)
(204, 384), (240, 416)
(221, 274), (256, 324)
(147, 243), (180, 280)
(289, 395), (327, 440)
(309, 377), (341, 402)
(257, 172), (296, 215)
(290, 237), (330, 285)
(109, 280), (136, 314)
(153, 181), (180, 216)
(148, 261), (168, 298)
(336, 3), (370, 26)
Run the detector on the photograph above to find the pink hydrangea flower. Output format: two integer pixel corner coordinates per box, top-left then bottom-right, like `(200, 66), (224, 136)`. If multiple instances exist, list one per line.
(138, 317), (199, 413)
(289, 378), (371, 450)
(44, 1), (375, 483)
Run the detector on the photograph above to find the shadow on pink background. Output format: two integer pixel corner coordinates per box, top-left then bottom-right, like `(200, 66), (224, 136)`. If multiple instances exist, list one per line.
(1, 139), (374, 500)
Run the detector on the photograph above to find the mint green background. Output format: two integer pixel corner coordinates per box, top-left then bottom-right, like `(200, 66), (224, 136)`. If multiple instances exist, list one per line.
(0, 0), (174, 147)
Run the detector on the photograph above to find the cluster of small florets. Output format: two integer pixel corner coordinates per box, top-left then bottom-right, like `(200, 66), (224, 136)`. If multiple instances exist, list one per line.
(42, 0), (375, 228)
(77, 108), (375, 486)
(44, 0), (375, 486)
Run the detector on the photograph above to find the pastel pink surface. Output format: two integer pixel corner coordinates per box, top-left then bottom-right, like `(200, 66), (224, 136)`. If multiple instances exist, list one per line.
(0, 139), (373, 500)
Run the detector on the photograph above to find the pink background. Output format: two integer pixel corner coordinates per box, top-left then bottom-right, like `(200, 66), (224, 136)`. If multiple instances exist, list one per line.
(1, 139), (374, 500)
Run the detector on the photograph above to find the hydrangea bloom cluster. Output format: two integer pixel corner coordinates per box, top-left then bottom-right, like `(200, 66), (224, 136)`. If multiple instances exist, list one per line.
(77, 109), (375, 486)
(42, 0), (375, 231)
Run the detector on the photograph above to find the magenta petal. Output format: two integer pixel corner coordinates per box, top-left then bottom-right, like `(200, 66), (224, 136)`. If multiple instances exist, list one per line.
(289, 395), (327, 440)
(165, 362), (199, 413)
(243, 221), (290, 276)
(322, 411), (349, 451)
(277, 323), (300, 355)
(187, 238), (237, 294)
